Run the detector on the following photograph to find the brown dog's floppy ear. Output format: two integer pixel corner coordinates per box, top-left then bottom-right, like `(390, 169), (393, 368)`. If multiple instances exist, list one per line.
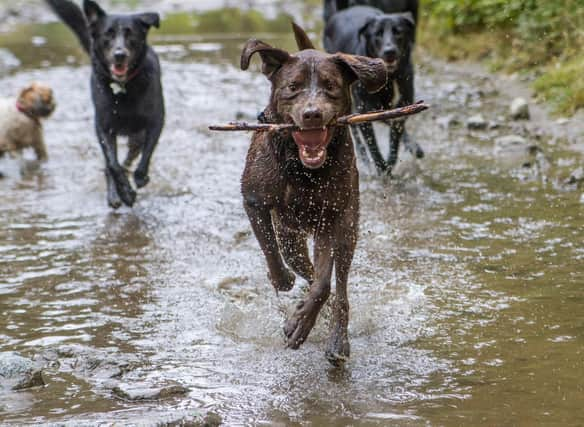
(333, 53), (387, 93)
(292, 22), (315, 51)
(241, 39), (291, 78)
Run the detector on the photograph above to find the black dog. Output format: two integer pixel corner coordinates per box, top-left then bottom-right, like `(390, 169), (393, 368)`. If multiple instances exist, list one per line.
(324, 5), (422, 175)
(324, 0), (419, 34)
(46, 0), (164, 208)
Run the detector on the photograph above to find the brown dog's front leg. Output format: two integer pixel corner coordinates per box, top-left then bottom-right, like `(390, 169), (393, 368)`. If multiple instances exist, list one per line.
(325, 233), (356, 366)
(284, 232), (334, 349)
(244, 201), (295, 292)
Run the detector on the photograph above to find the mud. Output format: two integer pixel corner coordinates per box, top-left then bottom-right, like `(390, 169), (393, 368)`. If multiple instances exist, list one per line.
(1, 1), (583, 426)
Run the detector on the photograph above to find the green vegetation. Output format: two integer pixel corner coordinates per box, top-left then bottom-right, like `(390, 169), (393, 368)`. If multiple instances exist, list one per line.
(420, 0), (584, 115)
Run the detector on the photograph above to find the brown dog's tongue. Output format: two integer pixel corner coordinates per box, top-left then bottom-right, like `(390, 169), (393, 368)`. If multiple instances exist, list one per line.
(292, 129), (330, 169)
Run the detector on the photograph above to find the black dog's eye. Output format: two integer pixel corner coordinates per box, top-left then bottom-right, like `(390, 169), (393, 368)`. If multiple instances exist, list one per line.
(105, 28), (115, 38)
(392, 27), (402, 36)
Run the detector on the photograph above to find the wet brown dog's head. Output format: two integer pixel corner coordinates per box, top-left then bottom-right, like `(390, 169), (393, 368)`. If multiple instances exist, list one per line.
(241, 23), (386, 169)
(17, 82), (56, 119)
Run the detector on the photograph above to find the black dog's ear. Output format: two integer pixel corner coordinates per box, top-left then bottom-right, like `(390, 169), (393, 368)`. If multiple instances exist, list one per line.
(83, 0), (106, 26)
(400, 12), (416, 28)
(138, 13), (160, 29)
(292, 22), (314, 51)
(333, 53), (387, 93)
(358, 17), (376, 40)
(241, 39), (291, 78)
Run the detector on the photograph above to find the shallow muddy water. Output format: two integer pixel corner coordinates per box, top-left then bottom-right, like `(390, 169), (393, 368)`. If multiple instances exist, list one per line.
(1, 2), (583, 426)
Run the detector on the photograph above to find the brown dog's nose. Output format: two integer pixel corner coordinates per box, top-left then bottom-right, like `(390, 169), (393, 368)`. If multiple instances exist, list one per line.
(302, 107), (323, 128)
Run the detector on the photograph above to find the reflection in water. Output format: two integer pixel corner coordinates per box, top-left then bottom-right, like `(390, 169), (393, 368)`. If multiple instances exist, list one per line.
(1, 3), (584, 426)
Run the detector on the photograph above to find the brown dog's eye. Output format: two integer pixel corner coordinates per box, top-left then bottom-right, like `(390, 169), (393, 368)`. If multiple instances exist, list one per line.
(288, 82), (298, 91)
(324, 80), (335, 92)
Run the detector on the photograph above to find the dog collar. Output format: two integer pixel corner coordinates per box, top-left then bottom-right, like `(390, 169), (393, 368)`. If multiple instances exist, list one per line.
(109, 65), (144, 95)
(16, 101), (40, 125)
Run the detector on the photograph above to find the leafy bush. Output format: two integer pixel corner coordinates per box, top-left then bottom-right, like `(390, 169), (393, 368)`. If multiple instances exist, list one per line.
(420, 0), (584, 114)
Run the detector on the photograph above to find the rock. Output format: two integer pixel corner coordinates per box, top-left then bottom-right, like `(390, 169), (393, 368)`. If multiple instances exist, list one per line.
(564, 167), (584, 185)
(510, 97), (530, 120)
(436, 114), (460, 129)
(113, 383), (189, 401)
(467, 114), (488, 130)
(0, 352), (45, 390)
(159, 412), (222, 427)
(555, 117), (570, 126)
(0, 48), (21, 73)
(494, 135), (543, 168)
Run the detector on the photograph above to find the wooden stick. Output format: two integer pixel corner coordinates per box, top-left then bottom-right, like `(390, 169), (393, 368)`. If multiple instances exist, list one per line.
(208, 101), (429, 132)
(336, 101), (429, 125)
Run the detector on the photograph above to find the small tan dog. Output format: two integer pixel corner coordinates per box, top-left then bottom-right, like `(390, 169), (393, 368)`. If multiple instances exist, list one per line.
(0, 82), (56, 166)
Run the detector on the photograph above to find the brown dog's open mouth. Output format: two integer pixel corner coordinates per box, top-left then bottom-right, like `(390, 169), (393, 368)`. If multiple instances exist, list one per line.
(292, 128), (332, 169)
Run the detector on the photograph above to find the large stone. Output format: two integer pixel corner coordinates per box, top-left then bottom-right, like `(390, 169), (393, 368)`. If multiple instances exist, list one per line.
(0, 352), (45, 390)
(510, 97), (530, 120)
(494, 135), (543, 168)
(467, 114), (488, 130)
(112, 383), (189, 401)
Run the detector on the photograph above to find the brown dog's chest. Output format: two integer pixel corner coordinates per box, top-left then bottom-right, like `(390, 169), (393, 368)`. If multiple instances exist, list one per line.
(276, 176), (348, 232)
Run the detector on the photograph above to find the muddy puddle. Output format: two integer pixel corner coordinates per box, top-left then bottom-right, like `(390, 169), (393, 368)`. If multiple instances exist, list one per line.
(1, 2), (584, 426)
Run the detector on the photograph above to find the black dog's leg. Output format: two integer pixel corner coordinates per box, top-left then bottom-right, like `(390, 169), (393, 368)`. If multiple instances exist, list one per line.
(389, 66), (423, 170)
(350, 125), (370, 167)
(358, 122), (386, 175)
(105, 169), (122, 209)
(388, 120), (404, 173)
(134, 121), (163, 189)
(402, 128), (424, 159)
(97, 130), (136, 207)
(124, 131), (144, 170)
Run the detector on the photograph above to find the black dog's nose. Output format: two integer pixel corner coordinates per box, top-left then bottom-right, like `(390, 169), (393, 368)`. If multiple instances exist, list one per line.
(114, 49), (127, 62)
(302, 107), (323, 126)
(382, 47), (398, 61)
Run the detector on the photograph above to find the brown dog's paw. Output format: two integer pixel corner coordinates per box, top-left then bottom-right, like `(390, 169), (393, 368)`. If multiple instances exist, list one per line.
(268, 268), (295, 292)
(325, 332), (350, 367)
(283, 300), (319, 349)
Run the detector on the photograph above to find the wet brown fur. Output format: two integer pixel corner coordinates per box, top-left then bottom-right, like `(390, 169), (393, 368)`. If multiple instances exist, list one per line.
(0, 83), (56, 162)
(240, 24), (386, 365)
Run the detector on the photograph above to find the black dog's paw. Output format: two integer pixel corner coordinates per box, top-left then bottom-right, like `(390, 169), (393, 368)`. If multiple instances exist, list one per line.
(413, 144), (425, 159)
(117, 182), (136, 207)
(268, 268), (295, 292)
(134, 169), (150, 189)
(107, 193), (122, 210)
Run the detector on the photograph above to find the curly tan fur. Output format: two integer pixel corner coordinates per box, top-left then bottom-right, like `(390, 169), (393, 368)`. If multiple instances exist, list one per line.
(0, 82), (56, 162)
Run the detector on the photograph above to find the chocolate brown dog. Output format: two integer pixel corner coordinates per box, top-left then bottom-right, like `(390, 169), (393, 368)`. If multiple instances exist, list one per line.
(240, 24), (386, 365)
(0, 82), (56, 170)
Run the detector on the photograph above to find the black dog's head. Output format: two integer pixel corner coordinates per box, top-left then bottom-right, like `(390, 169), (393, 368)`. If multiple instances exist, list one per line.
(242, 23), (386, 169)
(359, 12), (415, 73)
(83, 0), (160, 82)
